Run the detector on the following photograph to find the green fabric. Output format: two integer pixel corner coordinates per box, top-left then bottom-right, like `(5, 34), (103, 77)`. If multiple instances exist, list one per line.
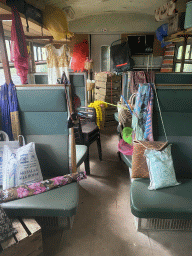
(130, 179), (192, 219)
(1, 182), (79, 218)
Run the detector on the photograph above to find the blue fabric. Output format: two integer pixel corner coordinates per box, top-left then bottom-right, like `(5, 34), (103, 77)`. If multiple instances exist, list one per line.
(144, 144), (180, 190)
(132, 83), (154, 141)
(155, 23), (170, 48)
(1, 84), (13, 140)
(8, 82), (19, 112)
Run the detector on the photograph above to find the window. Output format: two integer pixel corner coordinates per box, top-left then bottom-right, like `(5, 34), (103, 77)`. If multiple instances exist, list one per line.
(175, 41), (192, 72)
(0, 39), (22, 85)
(101, 45), (110, 72)
(33, 45), (47, 73)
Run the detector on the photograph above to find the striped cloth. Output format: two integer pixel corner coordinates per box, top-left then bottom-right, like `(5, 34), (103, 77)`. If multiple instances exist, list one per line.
(132, 83), (154, 141)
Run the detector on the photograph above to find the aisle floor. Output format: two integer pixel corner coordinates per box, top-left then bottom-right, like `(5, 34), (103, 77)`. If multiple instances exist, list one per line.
(43, 126), (192, 256)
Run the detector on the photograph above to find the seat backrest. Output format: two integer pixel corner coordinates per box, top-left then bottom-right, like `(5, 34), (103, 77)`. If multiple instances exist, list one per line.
(69, 72), (87, 107)
(154, 74), (192, 179)
(16, 85), (69, 179)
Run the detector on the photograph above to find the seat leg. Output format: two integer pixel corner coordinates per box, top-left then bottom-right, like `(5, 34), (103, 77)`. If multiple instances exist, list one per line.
(97, 135), (102, 161)
(84, 147), (90, 175)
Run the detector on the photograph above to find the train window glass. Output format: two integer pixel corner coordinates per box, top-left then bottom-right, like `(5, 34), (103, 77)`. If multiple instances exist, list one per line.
(101, 45), (110, 72)
(5, 40), (11, 61)
(175, 63), (181, 72)
(185, 45), (191, 59)
(33, 45), (47, 73)
(33, 46), (38, 61)
(183, 64), (192, 72)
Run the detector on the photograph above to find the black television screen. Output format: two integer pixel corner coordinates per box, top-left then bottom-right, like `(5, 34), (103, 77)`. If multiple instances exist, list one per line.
(128, 35), (154, 55)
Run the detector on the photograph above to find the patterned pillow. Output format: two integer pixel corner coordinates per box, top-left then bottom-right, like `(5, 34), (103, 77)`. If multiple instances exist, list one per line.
(144, 144), (180, 190)
(0, 206), (17, 242)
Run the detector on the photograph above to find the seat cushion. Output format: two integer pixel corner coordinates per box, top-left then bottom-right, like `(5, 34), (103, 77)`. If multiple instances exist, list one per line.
(1, 182), (79, 218)
(76, 145), (87, 167)
(130, 178), (192, 219)
(120, 153), (132, 169)
(81, 122), (98, 134)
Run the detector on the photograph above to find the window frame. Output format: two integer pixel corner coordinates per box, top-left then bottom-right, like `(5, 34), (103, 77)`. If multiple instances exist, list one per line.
(174, 39), (192, 72)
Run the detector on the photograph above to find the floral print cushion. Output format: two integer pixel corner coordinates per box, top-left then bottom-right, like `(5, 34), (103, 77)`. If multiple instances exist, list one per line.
(0, 171), (86, 203)
(0, 206), (17, 242)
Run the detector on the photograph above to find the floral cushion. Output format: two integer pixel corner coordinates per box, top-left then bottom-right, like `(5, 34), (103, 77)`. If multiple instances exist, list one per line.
(0, 171), (86, 203)
(0, 206), (17, 242)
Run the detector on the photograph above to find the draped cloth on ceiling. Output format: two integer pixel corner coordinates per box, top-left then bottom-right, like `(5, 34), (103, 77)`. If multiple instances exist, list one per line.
(71, 39), (89, 72)
(10, 6), (29, 84)
(45, 44), (70, 84)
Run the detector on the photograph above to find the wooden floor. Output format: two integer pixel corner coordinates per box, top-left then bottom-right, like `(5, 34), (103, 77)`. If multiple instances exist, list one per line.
(42, 126), (192, 256)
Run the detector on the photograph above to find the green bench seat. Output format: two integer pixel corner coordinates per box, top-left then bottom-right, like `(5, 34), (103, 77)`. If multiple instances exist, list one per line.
(1, 86), (87, 229)
(129, 82), (192, 227)
(131, 179), (192, 220)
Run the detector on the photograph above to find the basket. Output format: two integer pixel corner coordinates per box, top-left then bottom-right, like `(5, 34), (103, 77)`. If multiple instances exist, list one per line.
(87, 81), (95, 91)
(84, 61), (94, 70)
(118, 139), (133, 156)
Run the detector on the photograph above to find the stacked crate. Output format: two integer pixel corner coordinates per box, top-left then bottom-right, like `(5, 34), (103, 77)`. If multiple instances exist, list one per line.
(94, 72), (121, 127)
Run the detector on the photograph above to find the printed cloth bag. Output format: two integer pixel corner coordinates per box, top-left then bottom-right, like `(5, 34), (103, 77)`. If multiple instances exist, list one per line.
(0, 131), (21, 186)
(2, 141), (43, 190)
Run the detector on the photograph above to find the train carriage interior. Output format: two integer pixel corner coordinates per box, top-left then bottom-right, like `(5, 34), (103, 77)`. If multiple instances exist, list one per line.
(1, 0), (192, 255)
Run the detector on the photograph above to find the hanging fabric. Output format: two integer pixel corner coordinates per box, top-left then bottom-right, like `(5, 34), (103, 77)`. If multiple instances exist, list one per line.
(132, 83), (154, 141)
(71, 39), (89, 72)
(45, 44), (70, 84)
(8, 82), (21, 141)
(10, 6), (29, 84)
(1, 84), (13, 141)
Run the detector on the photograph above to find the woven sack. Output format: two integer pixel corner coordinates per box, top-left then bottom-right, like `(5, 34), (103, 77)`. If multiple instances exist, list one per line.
(131, 140), (168, 178)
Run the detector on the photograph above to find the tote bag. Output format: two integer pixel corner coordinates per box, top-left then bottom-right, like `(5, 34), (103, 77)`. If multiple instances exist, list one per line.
(0, 131), (21, 186)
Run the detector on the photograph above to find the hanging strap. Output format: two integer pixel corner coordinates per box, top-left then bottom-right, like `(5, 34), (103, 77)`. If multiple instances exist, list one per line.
(153, 83), (168, 141)
(121, 95), (133, 115)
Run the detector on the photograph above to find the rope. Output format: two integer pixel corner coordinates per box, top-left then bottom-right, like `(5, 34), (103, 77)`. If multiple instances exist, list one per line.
(153, 83), (168, 141)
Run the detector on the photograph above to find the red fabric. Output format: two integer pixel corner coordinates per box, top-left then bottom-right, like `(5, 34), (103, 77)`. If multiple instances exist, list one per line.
(71, 39), (89, 72)
(10, 6), (29, 84)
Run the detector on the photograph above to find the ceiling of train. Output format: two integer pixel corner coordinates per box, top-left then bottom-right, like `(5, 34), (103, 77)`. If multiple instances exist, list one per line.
(27, 0), (168, 21)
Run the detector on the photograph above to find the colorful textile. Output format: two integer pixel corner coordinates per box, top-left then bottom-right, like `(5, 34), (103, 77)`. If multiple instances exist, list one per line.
(0, 171), (86, 203)
(132, 83), (154, 141)
(10, 6), (29, 84)
(45, 44), (70, 84)
(0, 206), (17, 242)
(130, 71), (147, 95)
(8, 82), (21, 140)
(1, 83), (13, 140)
(71, 39), (89, 72)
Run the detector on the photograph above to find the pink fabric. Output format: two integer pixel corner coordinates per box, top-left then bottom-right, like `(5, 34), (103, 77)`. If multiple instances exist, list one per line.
(0, 171), (87, 203)
(10, 6), (29, 84)
(71, 39), (89, 72)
